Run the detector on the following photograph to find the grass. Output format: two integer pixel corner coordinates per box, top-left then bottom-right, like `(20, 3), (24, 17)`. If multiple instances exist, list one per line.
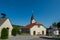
(21, 32), (28, 35)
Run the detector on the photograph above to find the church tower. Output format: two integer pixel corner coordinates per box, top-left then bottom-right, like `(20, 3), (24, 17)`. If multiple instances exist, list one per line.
(30, 11), (36, 24)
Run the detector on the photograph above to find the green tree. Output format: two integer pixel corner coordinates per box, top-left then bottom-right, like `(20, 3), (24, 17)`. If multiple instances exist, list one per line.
(1, 28), (8, 39)
(52, 22), (57, 27)
(57, 22), (60, 28)
(12, 27), (17, 36)
(15, 27), (21, 34)
(12, 27), (20, 36)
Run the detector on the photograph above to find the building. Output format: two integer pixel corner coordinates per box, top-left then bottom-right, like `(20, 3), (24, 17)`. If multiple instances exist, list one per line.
(22, 14), (46, 35)
(47, 26), (59, 36)
(0, 18), (13, 37)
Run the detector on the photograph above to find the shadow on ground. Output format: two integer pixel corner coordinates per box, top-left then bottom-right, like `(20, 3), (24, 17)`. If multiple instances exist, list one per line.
(40, 37), (60, 40)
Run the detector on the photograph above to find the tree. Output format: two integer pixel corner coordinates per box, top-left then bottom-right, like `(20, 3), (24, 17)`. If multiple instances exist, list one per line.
(12, 25), (22, 34)
(52, 22), (57, 27)
(51, 22), (57, 28)
(12, 27), (17, 36)
(12, 27), (20, 36)
(1, 28), (8, 39)
(14, 27), (20, 34)
(57, 22), (60, 28)
(1, 13), (6, 18)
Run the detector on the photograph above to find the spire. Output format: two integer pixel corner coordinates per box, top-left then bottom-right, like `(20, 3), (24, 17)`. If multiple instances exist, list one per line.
(32, 10), (34, 14)
(31, 10), (34, 20)
(30, 10), (36, 24)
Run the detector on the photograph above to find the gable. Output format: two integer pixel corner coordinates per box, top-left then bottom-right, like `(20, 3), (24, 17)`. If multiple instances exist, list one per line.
(0, 19), (13, 29)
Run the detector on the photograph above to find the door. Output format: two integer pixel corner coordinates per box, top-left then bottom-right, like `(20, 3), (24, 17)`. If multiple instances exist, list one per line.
(42, 31), (44, 35)
(33, 31), (36, 35)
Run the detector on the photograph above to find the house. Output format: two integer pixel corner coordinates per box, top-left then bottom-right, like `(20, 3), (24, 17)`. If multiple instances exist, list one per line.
(52, 26), (59, 35)
(47, 26), (59, 36)
(22, 14), (46, 35)
(0, 18), (13, 37)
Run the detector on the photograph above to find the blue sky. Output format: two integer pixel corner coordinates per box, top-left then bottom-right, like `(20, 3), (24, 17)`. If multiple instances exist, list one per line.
(0, 0), (60, 28)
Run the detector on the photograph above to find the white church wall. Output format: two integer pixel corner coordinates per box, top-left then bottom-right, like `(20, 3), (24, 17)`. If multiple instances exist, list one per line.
(0, 19), (13, 37)
(30, 25), (46, 35)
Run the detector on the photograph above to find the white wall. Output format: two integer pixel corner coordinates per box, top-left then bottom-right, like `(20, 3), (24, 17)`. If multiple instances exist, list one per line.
(53, 30), (59, 35)
(0, 19), (13, 37)
(30, 25), (46, 35)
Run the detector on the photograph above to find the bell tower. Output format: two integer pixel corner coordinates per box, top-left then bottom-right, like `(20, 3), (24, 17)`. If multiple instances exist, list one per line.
(30, 11), (36, 24)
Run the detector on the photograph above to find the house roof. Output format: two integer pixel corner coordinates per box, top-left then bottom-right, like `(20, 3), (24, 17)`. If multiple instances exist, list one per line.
(23, 22), (45, 30)
(0, 18), (7, 26)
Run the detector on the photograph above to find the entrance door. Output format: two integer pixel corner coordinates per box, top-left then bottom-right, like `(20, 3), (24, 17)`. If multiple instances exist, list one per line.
(42, 31), (44, 35)
(33, 31), (36, 35)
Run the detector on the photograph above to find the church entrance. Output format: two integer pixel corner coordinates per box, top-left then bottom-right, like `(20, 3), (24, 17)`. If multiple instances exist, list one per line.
(42, 31), (44, 35)
(33, 31), (36, 35)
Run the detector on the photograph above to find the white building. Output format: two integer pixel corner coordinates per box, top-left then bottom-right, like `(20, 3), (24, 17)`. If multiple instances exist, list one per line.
(53, 30), (59, 35)
(23, 14), (46, 35)
(47, 26), (59, 36)
(0, 18), (13, 37)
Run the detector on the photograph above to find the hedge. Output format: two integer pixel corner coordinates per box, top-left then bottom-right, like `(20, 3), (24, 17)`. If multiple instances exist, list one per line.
(1, 28), (9, 39)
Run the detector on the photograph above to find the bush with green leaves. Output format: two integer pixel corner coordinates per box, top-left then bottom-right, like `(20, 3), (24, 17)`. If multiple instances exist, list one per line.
(1, 28), (9, 39)
(12, 26), (21, 36)
(12, 27), (17, 36)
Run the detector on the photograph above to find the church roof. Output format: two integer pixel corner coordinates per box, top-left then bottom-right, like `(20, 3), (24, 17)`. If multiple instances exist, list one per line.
(0, 18), (7, 26)
(23, 22), (44, 30)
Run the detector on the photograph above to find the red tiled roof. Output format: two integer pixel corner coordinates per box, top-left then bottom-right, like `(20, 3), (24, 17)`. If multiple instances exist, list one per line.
(23, 22), (41, 29)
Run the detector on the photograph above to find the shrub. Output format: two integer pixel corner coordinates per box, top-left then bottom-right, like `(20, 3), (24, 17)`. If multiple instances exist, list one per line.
(12, 27), (21, 36)
(1, 28), (8, 39)
(12, 27), (17, 36)
(15, 27), (21, 35)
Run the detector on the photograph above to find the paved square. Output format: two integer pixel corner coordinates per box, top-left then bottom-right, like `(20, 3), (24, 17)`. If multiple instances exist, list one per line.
(1, 35), (60, 40)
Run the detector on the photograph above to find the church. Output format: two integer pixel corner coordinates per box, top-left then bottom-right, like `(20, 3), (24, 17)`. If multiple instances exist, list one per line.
(22, 14), (46, 35)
